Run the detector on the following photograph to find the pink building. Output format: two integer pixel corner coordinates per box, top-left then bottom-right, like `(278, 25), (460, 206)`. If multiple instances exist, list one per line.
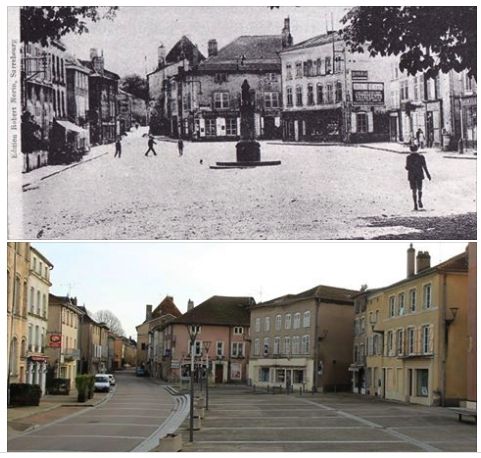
(162, 296), (255, 384)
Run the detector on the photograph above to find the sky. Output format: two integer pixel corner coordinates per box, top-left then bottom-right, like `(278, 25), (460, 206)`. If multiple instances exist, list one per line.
(32, 242), (468, 339)
(61, 6), (351, 77)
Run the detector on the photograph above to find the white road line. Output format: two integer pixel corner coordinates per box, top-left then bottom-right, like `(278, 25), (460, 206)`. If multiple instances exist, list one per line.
(28, 434), (148, 439)
(83, 415), (167, 419)
(58, 423), (160, 427)
(98, 407), (172, 411)
(193, 440), (406, 444)
(200, 426), (369, 430)
(204, 416), (339, 420)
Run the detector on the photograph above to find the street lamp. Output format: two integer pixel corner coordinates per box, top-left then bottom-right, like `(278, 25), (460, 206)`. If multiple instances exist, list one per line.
(186, 323), (199, 443)
(202, 341), (211, 410)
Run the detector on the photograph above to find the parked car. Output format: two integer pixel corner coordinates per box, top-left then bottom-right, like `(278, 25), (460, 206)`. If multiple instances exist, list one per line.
(105, 374), (116, 386)
(136, 367), (145, 377)
(94, 374), (110, 392)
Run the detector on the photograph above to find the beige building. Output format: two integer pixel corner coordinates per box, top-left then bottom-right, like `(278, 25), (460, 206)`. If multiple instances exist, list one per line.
(360, 245), (470, 406)
(249, 285), (356, 392)
(7, 243), (30, 385)
(26, 246), (53, 394)
(46, 294), (84, 390)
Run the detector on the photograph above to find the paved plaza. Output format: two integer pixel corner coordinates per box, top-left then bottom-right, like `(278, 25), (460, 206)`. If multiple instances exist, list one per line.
(180, 386), (477, 452)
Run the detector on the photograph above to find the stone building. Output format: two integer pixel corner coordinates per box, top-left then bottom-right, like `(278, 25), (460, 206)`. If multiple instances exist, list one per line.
(118, 90), (147, 134)
(249, 284), (356, 392)
(46, 294), (84, 391)
(163, 296), (255, 384)
(457, 71), (477, 152)
(360, 245), (470, 406)
(280, 31), (394, 143)
(466, 243), (476, 409)
(80, 49), (120, 145)
(26, 246), (53, 394)
(7, 243), (30, 386)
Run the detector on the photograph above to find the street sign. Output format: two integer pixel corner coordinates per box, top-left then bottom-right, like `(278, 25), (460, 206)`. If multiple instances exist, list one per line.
(171, 360), (180, 369)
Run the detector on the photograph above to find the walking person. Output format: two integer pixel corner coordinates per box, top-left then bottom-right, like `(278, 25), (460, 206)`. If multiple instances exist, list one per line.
(177, 138), (184, 157)
(114, 136), (122, 158)
(416, 128), (425, 149)
(405, 144), (432, 211)
(145, 135), (157, 157)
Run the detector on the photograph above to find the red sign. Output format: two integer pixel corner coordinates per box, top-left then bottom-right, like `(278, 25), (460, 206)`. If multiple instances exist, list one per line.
(49, 334), (62, 348)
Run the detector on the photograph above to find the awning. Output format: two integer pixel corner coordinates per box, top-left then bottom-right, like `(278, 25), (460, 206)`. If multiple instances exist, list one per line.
(55, 120), (88, 135)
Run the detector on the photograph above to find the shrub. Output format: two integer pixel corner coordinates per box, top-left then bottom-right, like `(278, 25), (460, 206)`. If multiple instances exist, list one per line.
(47, 378), (70, 395)
(9, 383), (42, 407)
(75, 375), (90, 403)
(87, 375), (95, 399)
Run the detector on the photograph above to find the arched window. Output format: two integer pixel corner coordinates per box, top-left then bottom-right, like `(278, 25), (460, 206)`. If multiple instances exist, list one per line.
(21, 339), (27, 358)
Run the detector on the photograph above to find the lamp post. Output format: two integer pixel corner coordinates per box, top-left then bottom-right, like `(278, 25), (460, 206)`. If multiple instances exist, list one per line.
(202, 341), (211, 410)
(186, 324), (199, 443)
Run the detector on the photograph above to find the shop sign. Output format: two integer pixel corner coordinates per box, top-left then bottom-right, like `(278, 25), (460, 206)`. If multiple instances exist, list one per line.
(49, 334), (62, 348)
(351, 70), (368, 80)
(352, 82), (384, 105)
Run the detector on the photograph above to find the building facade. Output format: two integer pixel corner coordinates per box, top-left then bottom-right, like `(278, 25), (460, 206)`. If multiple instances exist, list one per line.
(249, 285), (356, 392)
(457, 71), (477, 152)
(466, 243), (476, 409)
(362, 246), (469, 406)
(26, 246), (53, 394)
(280, 32), (394, 143)
(78, 306), (108, 374)
(46, 294), (83, 390)
(7, 243), (30, 385)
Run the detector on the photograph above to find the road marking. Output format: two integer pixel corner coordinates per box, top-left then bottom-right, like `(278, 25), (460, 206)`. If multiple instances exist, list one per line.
(28, 434), (148, 439)
(200, 426), (369, 430)
(193, 440), (406, 444)
(84, 414), (167, 419)
(204, 416), (339, 420)
(98, 407), (172, 411)
(60, 423), (160, 427)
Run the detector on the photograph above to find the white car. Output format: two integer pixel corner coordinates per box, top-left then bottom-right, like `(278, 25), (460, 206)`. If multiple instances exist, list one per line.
(106, 374), (116, 386)
(94, 374), (110, 392)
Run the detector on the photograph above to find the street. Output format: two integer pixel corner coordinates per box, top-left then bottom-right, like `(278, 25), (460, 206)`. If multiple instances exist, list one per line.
(181, 386), (477, 452)
(7, 371), (183, 452)
(18, 132), (476, 240)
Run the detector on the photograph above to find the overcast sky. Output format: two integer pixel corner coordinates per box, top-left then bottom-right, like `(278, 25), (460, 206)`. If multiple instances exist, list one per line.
(33, 242), (467, 339)
(61, 6), (351, 77)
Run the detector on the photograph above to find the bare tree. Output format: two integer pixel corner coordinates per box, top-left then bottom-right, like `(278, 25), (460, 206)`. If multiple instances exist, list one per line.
(94, 310), (125, 336)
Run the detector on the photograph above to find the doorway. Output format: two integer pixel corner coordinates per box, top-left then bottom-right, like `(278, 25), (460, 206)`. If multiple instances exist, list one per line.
(215, 364), (223, 383)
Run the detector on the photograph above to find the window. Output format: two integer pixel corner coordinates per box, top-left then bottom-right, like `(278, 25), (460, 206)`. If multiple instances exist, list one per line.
(293, 369), (304, 383)
(275, 314), (281, 331)
(33, 257), (37, 271)
(325, 56), (332, 74)
(42, 294), (47, 317)
(334, 56), (342, 74)
(284, 336), (291, 355)
(293, 313), (301, 329)
(398, 293), (405, 316)
(422, 325), (431, 354)
(231, 342), (244, 357)
(357, 113), (368, 133)
(387, 330), (393, 355)
(316, 84), (324, 104)
(400, 80), (409, 100)
(273, 336), (280, 354)
(423, 284), (432, 309)
(213, 92), (229, 109)
(286, 64), (292, 80)
(275, 369), (285, 383)
(464, 73), (475, 93)
(254, 338), (260, 355)
(259, 367), (270, 382)
(35, 325), (40, 352)
(233, 326), (244, 335)
(286, 87), (293, 107)
(285, 313), (291, 329)
(205, 118), (216, 137)
(409, 289), (416, 312)
(28, 324), (33, 351)
(295, 86), (303, 107)
(255, 318), (261, 333)
(416, 369), (429, 397)
(389, 296), (396, 317)
(39, 261), (43, 275)
(301, 335), (310, 354)
(214, 73), (227, 83)
(36, 290), (41, 315)
(29, 287), (35, 312)
(292, 336), (300, 354)
(216, 341), (224, 357)
(303, 311), (311, 328)
(335, 81), (343, 103)
(295, 62), (302, 78)
(263, 337), (270, 355)
(396, 329), (404, 355)
(326, 83), (333, 104)
(373, 334), (382, 355)
(226, 118), (237, 136)
(264, 92), (280, 108)
(189, 325), (201, 335)
(14, 276), (20, 314)
(307, 84), (314, 105)
(407, 327), (415, 354)
(316, 58), (322, 75)
(265, 316), (271, 332)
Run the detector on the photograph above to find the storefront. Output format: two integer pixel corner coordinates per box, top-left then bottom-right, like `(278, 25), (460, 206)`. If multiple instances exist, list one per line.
(460, 95), (477, 151)
(26, 356), (48, 395)
(282, 108), (343, 142)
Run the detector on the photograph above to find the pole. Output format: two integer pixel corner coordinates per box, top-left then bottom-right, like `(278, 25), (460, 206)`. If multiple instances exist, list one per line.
(189, 338), (195, 442)
(205, 354), (209, 410)
(7, 243), (19, 406)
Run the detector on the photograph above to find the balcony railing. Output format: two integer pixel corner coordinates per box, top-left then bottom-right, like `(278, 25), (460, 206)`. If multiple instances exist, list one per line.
(63, 348), (80, 361)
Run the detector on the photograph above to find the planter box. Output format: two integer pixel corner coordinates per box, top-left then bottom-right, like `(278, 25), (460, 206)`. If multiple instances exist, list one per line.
(151, 434), (183, 452)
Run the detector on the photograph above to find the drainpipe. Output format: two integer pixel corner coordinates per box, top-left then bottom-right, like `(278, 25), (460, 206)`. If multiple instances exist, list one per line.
(313, 297), (320, 392)
(440, 272), (447, 406)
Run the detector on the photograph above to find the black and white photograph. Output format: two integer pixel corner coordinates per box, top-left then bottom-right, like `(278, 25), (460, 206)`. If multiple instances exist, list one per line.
(7, 5), (477, 240)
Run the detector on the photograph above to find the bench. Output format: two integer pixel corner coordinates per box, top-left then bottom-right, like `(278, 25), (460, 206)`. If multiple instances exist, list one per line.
(450, 408), (477, 424)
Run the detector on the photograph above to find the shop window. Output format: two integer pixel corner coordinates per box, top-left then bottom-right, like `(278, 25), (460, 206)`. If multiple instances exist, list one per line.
(357, 113), (368, 133)
(259, 367), (270, 382)
(293, 369), (304, 384)
(205, 119), (216, 137)
(416, 369), (429, 397)
(275, 369), (285, 383)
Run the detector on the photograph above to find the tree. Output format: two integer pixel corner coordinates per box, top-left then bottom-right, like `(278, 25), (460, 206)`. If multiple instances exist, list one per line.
(341, 6), (476, 80)
(120, 74), (148, 101)
(21, 6), (118, 46)
(94, 310), (125, 337)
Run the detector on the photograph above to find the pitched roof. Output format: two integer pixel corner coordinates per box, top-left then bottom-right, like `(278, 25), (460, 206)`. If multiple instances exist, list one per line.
(166, 35), (205, 65)
(280, 31), (341, 53)
(199, 35), (283, 72)
(152, 295), (182, 319)
(170, 295), (255, 326)
(78, 59), (120, 80)
(65, 54), (91, 74)
(49, 293), (85, 315)
(256, 284), (357, 308)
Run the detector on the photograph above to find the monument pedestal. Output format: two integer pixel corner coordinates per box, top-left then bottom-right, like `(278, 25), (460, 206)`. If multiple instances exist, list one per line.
(236, 140), (261, 162)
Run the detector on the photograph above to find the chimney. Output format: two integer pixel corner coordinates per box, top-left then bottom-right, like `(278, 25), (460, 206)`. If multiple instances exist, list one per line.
(416, 251), (431, 274)
(192, 46), (199, 68)
(158, 44), (166, 68)
(90, 48), (98, 60)
(146, 304), (153, 321)
(91, 48), (104, 74)
(282, 17), (293, 48)
(208, 39), (218, 57)
(187, 299), (194, 311)
(407, 244), (415, 278)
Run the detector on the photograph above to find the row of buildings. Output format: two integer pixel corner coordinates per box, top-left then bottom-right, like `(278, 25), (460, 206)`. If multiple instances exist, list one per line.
(21, 41), (147, 172)
(136, 243), (476, 408)
(147, 18), (476, 150)
(7, 243), (136, 396)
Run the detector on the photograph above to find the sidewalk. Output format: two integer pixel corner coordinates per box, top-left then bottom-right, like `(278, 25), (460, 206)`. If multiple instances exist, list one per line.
(358, 142), (477, 159)
(7, 391), (109, 439)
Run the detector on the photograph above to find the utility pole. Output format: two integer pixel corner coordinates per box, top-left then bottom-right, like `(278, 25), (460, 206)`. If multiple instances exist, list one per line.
(7, 243), (19, 406)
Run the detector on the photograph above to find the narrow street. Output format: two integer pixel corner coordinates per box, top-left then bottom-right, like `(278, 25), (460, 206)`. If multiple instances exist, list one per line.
(7, 371), (186, 452)
(17, 132), (476, 240)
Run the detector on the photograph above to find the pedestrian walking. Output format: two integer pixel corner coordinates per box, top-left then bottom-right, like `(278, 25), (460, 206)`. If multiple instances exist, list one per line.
(416, 128), (425, 149)
(177, 138), (184, 157)
(145, 135), (157, 156)
(405, 144), (432, 211)
(114, 136), (122, 158)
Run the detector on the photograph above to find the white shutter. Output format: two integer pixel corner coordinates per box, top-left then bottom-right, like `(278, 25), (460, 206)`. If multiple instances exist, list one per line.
(216, 117), (225, 136)
(237, 117), (241, 135)
(351, 113), (357, 133)
(367, 112), (374, 132)
(199, 118), (205, 137)
(429, 324), (434, 354)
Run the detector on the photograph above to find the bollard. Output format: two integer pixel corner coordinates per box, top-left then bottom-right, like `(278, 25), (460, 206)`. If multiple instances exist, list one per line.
(151, 433), (183, 452)
(195, 407), (205, 419)
(193, 414), (201, 431)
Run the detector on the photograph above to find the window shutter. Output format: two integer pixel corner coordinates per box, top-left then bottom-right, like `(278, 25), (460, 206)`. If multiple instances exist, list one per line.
(351, 113), (357, 133)
(367, 112), (374, 132)
(429, 325), (434, 353)
(199, 118), (205, 137)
